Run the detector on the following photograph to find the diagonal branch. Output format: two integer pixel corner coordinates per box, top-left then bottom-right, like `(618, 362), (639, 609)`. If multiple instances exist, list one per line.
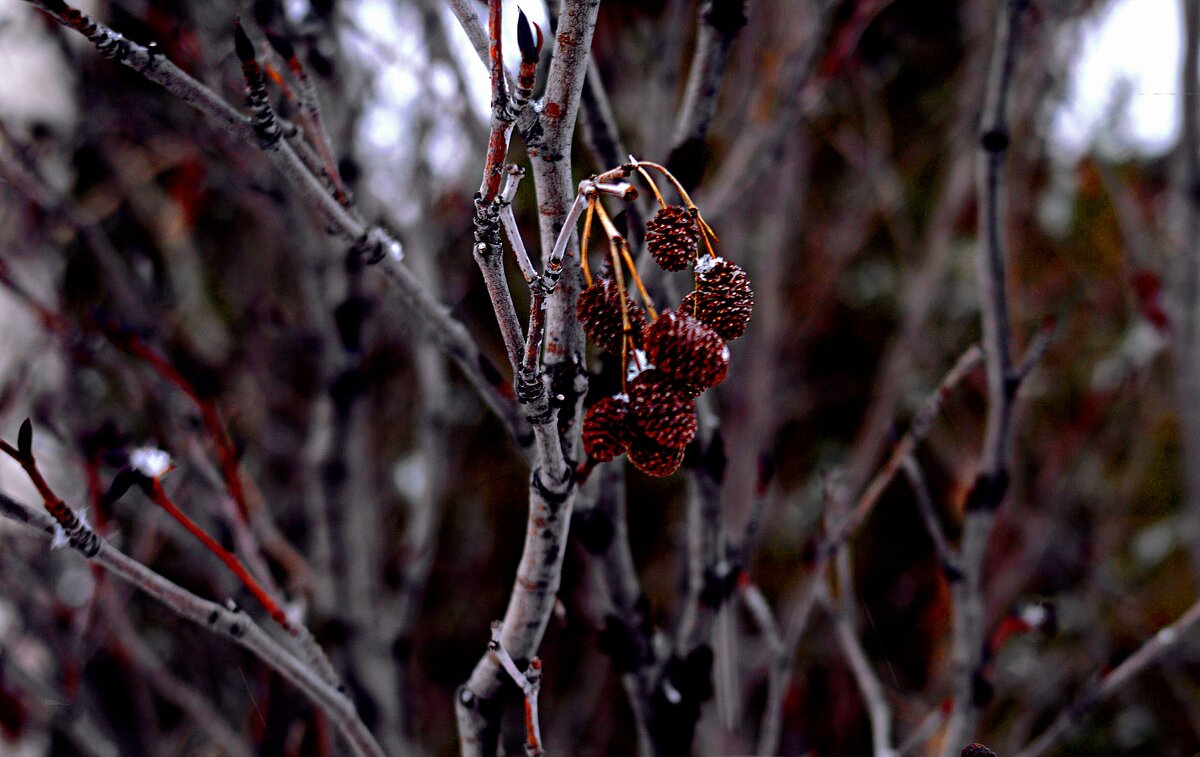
(22, 0), (530, 453)
(0, 490), (386, 757)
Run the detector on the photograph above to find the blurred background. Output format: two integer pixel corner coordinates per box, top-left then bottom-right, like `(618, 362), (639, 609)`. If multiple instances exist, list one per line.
(0, 0), (1197, 754)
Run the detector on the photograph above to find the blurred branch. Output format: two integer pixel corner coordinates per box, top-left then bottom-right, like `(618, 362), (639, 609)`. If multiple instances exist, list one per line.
(827, 546), (896, 757)
(943, 1), (1032, 750)
(902, 457), (960, 579)
(22, 0), (531, 453)
(1174, 0), (1200, 578)
(1013, 597), (1200, 757)
(667, 0), (747, 190)
(757, 344), (983, 754)
(0, 489), (386, 757)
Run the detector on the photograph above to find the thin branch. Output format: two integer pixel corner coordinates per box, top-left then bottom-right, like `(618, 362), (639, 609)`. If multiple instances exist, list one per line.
(1013, 597), (1200, 757)
(757, 345), (983, 754)
(902, 457), (960, 579)
(838, 344), (984, 544)
(943, 1), (1031, 751)
(455, 0), (601, 752)
(0, 491), (386, 757)
(667, 0), (748, 190)
(21, 0), (530, 454)
(827, 548), (896, 757)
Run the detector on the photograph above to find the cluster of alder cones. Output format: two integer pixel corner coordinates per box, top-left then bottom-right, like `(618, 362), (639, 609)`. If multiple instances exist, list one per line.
(577, 162), (754, 477)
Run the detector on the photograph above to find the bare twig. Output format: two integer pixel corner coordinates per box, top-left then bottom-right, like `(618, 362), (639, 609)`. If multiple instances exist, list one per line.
(0, 490), (385, 757)
(1013, 597), (1200, 757)
(943, 2), (1032, 751)
(827, 547), (897, 757)
(902, 457), (961, 579)
(21, 0), (530, 453)
(757, 345), (983, 754)
(455, 2), (601, 753)
(667, 0), (748, 190)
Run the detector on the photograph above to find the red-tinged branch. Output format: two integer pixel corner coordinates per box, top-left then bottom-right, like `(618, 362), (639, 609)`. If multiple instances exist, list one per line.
(480, 0), (515, 203)
(109, 331), (253, 520)
(0, 489), (384, 757)
(266, 31), (350, 208)
(143, 478), (288, 629)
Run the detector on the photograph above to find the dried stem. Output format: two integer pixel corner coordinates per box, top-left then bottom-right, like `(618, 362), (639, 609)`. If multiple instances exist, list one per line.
(827, 548), (897, 757)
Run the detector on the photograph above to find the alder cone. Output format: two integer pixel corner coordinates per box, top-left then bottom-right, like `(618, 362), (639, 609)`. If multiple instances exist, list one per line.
(577, 277), (645, 354)
(582, 395), (632, 461)
(628, 373), (697, 448)
(642, 309), (729, 390)
(627, 438), (685, 477)
(688, 256), (754, 341)
(646, 205), (700, 272)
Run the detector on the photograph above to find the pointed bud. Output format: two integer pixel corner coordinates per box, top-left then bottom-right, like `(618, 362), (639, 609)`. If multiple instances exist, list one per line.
(516, 9), (541, 65)
(101, 469), (144, 508)
(16, 419), (31, 462)
(233, 20), (257, 64)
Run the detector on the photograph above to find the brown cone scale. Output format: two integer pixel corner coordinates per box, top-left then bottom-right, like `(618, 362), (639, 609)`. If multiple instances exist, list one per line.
(577, 277), (646, 355)
(628, 373), (697, 448)
(688, 256), (754, 341)
(646, 205), (700, 272)
(582, 395), (632, 462)
(642, 309), (729, 390)
(627, 438), (685, 477)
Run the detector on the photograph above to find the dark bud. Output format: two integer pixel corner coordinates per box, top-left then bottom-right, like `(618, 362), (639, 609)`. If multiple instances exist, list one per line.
(310, 0), (334, 19)
(516, 9), (541, 65)
(265, 30), (296, 60)
(596, 615), (642, 673)
(338, 157), (361, 186)
(961, 744), (997, 757)
(705, 0), (748, 34)
(330, 367), (367, 413)
(478, 353), (504, 387)
(16, 419), (32, 462)
(233, 20), (257, 64)
(699, 561), (738, 608)
(41, 0), (70, 14)
(102, 468), (148, 508)
(980, 128), (1009, 153)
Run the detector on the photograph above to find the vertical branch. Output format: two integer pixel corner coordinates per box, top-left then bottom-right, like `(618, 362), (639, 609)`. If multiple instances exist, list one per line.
(456, 2), (601, 755)
(943, 2), (1029, 753)
(827, 547), (896, 757)
(667, 0), (748, 190)
(1175, 0), (1200, 577)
